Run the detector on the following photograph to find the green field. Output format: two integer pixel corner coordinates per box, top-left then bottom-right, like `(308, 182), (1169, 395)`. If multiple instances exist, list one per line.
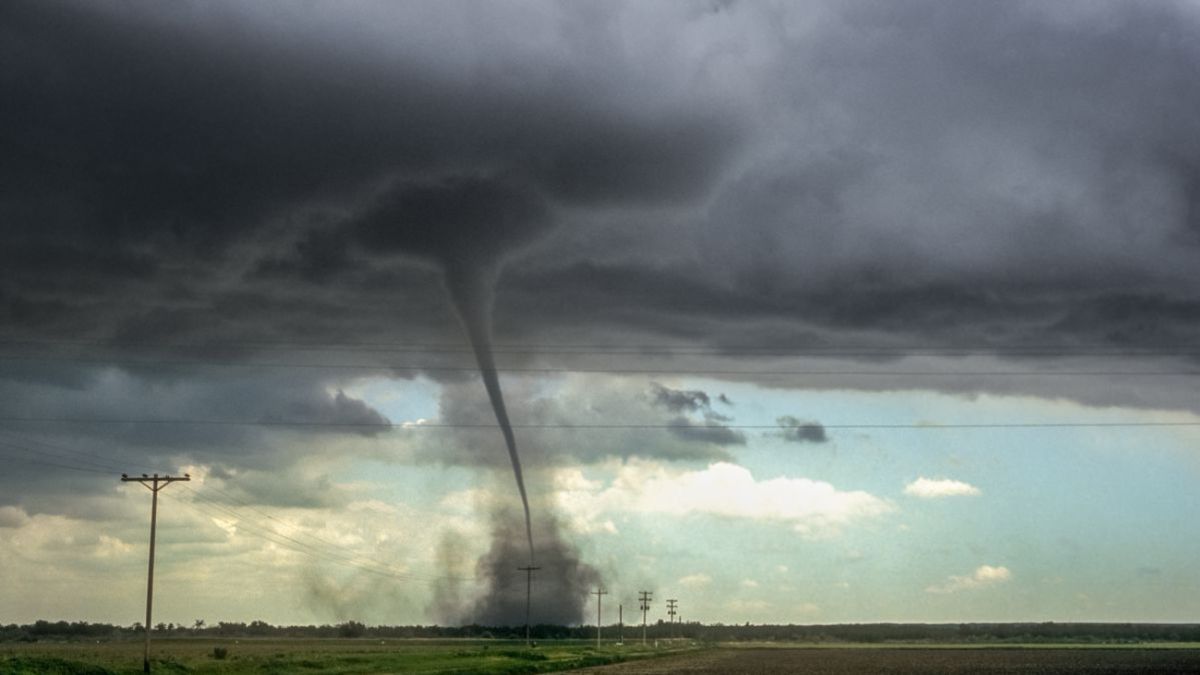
(0, 638), (693, 675)
(6, 639), (1200, 674)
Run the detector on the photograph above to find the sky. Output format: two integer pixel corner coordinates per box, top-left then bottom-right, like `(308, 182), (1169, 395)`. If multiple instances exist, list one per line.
(2, 0), (1200, 628)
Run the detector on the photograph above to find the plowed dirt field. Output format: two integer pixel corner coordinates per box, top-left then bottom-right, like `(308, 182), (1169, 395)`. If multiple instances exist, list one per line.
(576, 647), (1200, 674)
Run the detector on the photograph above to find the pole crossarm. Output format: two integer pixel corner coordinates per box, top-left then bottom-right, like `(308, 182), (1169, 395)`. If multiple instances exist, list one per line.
(122, 473), (191, 490)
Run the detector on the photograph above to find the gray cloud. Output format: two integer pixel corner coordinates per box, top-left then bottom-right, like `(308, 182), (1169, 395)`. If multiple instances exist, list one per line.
(667, 416), (747, 446)
(650, 383), (711, 414)
(776, 416), (828, 444)
(405, 376), (734, 468)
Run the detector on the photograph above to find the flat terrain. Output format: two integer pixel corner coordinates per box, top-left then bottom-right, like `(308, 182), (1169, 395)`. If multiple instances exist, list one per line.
(0, 638), (685, 674)
(578, 646), (1200, 674)
(5, 641), (1200, 674)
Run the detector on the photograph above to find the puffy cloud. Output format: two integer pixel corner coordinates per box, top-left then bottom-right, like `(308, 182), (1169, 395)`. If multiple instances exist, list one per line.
(926, 565), (1012, 594)
(556, 461), (892, 536)
(679, 573), (713, 588)
(904, 477), (982, 499)
(0, 506), (30, 529)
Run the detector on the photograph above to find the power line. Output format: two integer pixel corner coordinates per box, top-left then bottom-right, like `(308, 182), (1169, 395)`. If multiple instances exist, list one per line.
(0, 451), (114, 475)
(2, 354), (1198, 377)
(2, 416), (1198, 430)
(165, 489), (470, 584)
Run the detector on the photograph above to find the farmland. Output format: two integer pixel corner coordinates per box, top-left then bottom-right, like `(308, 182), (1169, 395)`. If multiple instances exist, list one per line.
(579, 645), (1200, 674)
(5, 640), (1200, 674)
(0, 638), (690, 675)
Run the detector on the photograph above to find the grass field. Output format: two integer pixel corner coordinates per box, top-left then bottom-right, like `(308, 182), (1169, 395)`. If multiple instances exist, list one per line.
(5, 640), (1200, 674)
(0, 638), (693, 675)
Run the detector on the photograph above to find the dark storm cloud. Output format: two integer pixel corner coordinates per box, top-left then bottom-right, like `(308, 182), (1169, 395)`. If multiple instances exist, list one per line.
(4, 0), (1200, 511)
(4, 0), (1199, 360)
(0, 0), (737, 266)
(650, 383), (711, 414)
(263, 389), (392, 437)
(776, 416), (828, 444)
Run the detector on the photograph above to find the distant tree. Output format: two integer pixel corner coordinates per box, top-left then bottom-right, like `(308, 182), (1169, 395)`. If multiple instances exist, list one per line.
(193, 619), (205, 632)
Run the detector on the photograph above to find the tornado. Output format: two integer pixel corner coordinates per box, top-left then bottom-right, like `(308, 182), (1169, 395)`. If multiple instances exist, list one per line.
(350, 175), (552, 566)
(443, 263), (535, 562)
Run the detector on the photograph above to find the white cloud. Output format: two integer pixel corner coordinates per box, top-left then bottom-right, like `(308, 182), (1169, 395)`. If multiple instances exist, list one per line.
(926, 565), (1012, 594)
(679, 573), (713, 588)
(904, 477), (981, 499)
(741, 579), (759, 588)
(556, 461), (892, 536)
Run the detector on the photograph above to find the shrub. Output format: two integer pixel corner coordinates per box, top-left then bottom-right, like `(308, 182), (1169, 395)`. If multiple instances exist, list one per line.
(212, 646), (228, 660)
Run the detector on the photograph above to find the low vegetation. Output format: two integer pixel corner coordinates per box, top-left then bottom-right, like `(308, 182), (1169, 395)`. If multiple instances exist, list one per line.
(4, 622), (1200, 674)
(0, 638), (693, 675)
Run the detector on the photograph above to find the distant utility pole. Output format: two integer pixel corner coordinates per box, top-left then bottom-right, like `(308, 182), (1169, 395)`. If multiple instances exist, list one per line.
(618, 604), (623, 644)
(121, 473), (190, 674)
(517, 565), (540, 646)
(592, 587), (607, 648)
(666, 599), (678, 638)
(638, 590), (652, 645)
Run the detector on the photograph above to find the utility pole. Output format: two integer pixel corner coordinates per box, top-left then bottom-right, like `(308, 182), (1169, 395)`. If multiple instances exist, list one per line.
(592, 587), (607, 648)
(638, 590), (652, 645)
(517, 565), (540, 647)
(122, 473), (190, 674)
(666, 599), (678, 639)
(618, 604), (623, 645)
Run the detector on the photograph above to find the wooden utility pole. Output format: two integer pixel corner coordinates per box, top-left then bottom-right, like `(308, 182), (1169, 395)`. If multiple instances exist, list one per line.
(592, 587), (607, 648)
(122, 473), (190, 674)
(638, 590), (652, 645)
(517, 565), (540, 646)
(618, 604), (623, 644)
(666, 599), (678, 638)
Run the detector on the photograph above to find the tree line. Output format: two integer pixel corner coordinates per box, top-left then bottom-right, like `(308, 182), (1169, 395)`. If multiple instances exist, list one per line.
(5, 620), (1199, 644)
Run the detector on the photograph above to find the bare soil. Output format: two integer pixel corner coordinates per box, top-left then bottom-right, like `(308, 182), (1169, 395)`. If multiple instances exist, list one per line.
(575, 647), (1200, 674)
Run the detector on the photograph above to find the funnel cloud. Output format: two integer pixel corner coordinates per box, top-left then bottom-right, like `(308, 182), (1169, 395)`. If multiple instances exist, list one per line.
(348, 175), (553, 560)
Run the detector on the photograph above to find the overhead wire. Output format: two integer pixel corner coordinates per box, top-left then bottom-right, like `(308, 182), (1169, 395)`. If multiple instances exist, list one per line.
(0, 416), (1197, 430)
(0, 353), (1197, 377)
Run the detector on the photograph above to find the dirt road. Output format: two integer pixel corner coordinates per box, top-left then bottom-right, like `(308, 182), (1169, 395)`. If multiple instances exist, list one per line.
(575, 647), (1200, 674)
